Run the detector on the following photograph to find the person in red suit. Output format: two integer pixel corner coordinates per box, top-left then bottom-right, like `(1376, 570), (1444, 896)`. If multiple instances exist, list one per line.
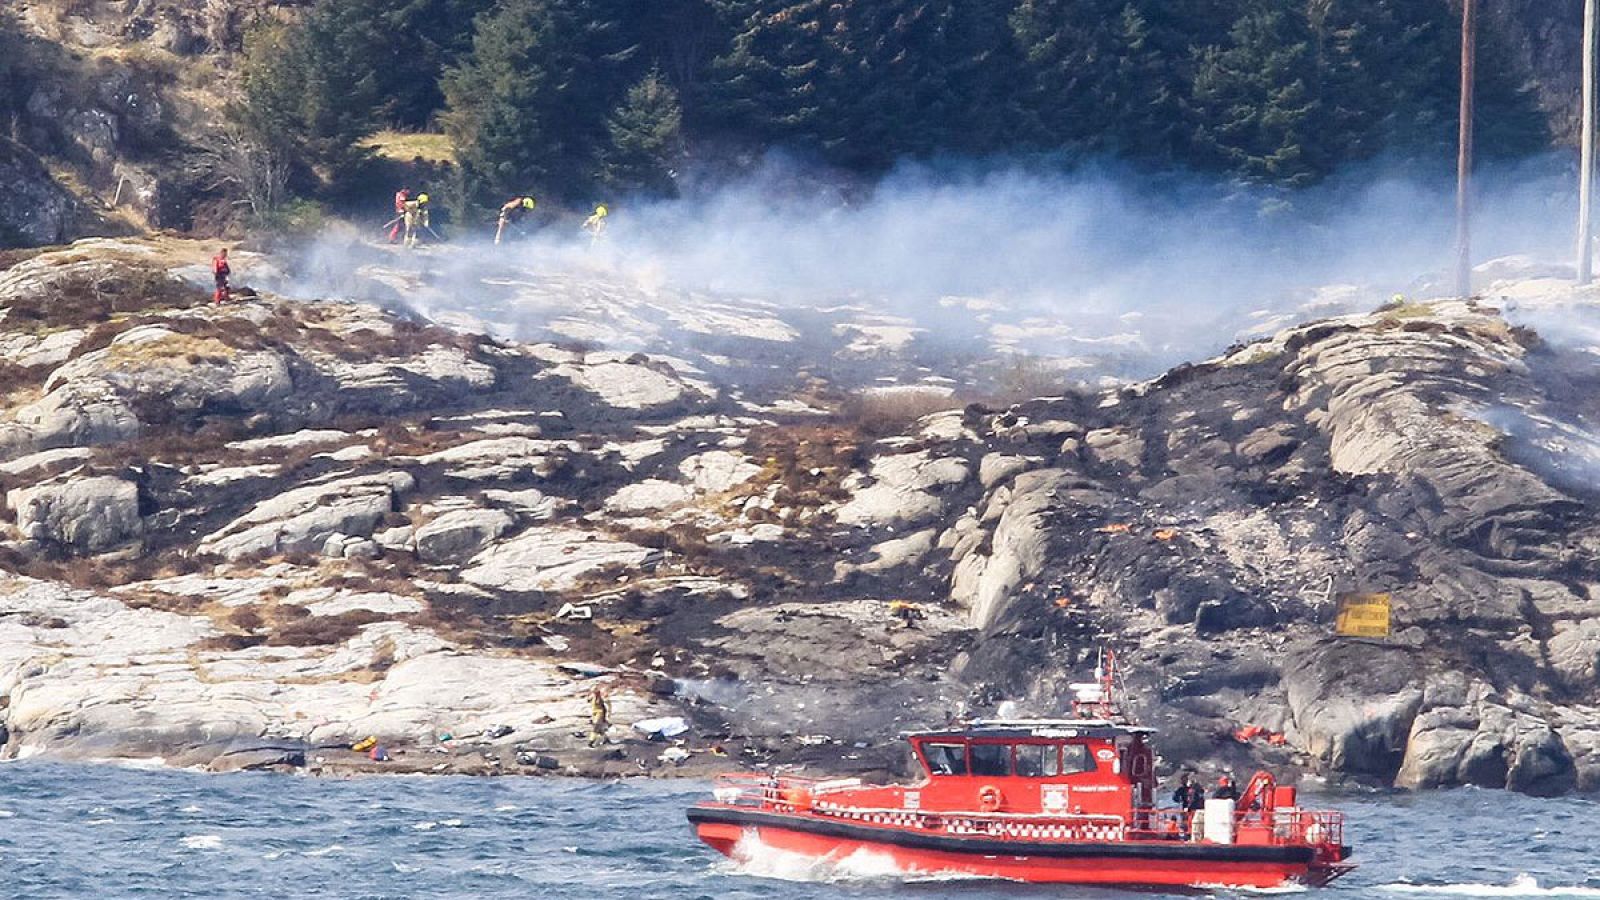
(211, 247), (231, 305)
(388, 187), (411, 243)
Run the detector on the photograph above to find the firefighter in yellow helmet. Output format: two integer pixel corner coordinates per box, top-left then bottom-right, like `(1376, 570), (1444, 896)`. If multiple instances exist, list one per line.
(582, 203), (609, 242)
(496, 195), (536, 245)
(401, 192), (432, 248)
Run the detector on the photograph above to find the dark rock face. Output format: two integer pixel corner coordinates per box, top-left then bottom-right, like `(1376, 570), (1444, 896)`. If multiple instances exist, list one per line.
(0, 140), (74, 247)
(944, 307), (1600, 794)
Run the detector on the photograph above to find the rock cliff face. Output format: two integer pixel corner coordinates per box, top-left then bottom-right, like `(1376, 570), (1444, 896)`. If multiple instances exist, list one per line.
(0, 237), (1596, 790)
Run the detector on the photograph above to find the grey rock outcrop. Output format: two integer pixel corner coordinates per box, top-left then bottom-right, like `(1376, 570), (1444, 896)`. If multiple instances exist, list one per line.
(8, 475), (141, 552)
(199, 472), (414, 560)
(414, 508), (516, 564)
(461, 526), (662, 593)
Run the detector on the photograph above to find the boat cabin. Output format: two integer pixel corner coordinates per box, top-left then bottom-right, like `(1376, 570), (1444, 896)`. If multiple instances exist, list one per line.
(904, 719), (1157, 817)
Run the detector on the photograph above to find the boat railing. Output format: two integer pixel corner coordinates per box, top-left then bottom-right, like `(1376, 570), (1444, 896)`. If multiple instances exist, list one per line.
(1281, 809), (1345, 851)
(1127, 807), (1346, 849)
(708, 775), (1344, 850)
(710, 773), (862, 808)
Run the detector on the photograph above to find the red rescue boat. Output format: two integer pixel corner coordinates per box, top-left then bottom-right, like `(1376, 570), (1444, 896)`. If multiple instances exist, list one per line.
(689, 652), (1354, 888)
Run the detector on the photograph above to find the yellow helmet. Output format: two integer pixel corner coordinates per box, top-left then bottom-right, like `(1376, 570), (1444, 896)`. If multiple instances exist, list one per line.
(522, 197), (536, 209)
(418, 193), (429, 204)
(595, 204), (608, 216)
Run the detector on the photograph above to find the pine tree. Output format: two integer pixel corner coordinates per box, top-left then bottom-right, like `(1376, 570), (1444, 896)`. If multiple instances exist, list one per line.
(602, 71), (684, 196)
(707, 0), (1017, 169)
(705, 0), (829, 147)
(1190, 6), (1323, 184)
(1307, 0), (1546, 171)
(618, 0), (727, 117)
(238, 23), (312, 157)
(442, 0), (637, 208)
(355, 0), (498, 128)
(237, 4), (386, 177)
(1010, 0), (1188, 161)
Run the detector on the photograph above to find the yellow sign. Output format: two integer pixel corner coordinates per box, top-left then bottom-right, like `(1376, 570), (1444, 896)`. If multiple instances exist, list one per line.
(1335, 592), (1392, 638)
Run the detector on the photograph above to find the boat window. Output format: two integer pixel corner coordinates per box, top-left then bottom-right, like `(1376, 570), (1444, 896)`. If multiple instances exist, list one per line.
(1014, 743), (1055, 777)
(923, 743), (967, 776)
(970, 743), (1012, 777)
(1061, 743), (1096, 774)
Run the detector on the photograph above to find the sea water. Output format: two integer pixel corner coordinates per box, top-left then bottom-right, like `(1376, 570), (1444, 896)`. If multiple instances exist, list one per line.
(0, 762), (1594, 898)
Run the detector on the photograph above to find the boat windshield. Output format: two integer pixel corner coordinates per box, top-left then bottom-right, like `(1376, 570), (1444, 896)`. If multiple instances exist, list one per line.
(924, 743), (966, 775)
(1062, 743), (1095, 774)
(1015, 743), (1059, 777)
(970, 743), (1010, 776)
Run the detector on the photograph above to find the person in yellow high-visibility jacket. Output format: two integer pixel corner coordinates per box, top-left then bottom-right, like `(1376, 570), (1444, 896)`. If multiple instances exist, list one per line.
(496, 195), (536, 245)
(588, 686), (610, 747)
(582, 204), (609, 244)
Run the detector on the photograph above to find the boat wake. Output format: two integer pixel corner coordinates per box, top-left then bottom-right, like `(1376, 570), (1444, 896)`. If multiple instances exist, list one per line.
(1379, 874), (1600, 898)
(719, 832), (988, 885)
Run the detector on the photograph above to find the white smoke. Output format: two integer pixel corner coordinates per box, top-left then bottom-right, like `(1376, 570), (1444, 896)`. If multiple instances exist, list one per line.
(276, 153), (1589, 384)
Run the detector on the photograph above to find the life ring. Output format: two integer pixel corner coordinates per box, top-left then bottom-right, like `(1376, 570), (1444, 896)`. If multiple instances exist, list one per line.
(978, 785), (1003, 813)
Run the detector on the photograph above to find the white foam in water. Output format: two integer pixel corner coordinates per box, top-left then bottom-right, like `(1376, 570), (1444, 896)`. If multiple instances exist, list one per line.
(0, 810), (15, 818)
(412, 821), (438, 831)
(1381, 874), (1600, 897)
(179, 805), (202, 814)
(494, 804), (519, 812)
(722, 831), (983, 885)
(302, 844), (343, 857)
(180, 835), (223, 851)
(1194, 882), (1309, 895)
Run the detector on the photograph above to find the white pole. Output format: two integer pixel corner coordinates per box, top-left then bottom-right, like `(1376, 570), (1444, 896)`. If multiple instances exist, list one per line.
(1580, 0), (1597, 285)
(1454, 0), (1476, 300)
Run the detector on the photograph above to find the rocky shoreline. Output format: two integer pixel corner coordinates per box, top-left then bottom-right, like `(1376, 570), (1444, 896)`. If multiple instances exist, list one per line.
(0, 237), (1597, 793)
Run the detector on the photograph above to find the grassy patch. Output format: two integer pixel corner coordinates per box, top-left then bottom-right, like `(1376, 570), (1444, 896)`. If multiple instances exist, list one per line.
(4, 262), (205, 332)
(839, 387), (963, 432)
(745, 423), (865, 510)
(359, 131), (457, 164)
(105, 332), (235, 367)
(1378, 300), (1436, 321)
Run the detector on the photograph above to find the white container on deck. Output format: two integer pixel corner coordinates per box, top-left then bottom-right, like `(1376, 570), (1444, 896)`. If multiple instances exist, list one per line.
(1203, 798), (1236, 844)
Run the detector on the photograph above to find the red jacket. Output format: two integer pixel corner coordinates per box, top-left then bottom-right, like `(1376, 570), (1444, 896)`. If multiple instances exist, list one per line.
(212, 255), (230, 278)
(395, 190), (410, 214)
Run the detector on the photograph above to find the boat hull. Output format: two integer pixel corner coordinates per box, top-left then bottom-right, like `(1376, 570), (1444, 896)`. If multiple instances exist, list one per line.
(690, 806), (1331, 889)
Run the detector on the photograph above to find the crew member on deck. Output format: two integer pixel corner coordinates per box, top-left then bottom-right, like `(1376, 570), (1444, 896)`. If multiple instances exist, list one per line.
(1173, 772), (1205, 838)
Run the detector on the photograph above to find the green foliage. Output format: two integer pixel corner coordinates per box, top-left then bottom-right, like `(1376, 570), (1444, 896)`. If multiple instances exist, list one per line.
(1190, 7), (1322, 184)
(1010, 0), (1188, 161)
(235, 0), (1561, 206)
(706, 0), (1018, 168)
(253, 198), (329, 235)
(602, 71), (684, 197)
(239, 15), (379, 178)
(442, 0), (636, 209)
(237, 0), (494, 178)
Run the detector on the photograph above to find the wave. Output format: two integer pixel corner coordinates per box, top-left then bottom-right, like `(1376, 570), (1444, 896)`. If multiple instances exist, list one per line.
(1381, 874), (1600, 897)
(718, 831), (990, 885)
